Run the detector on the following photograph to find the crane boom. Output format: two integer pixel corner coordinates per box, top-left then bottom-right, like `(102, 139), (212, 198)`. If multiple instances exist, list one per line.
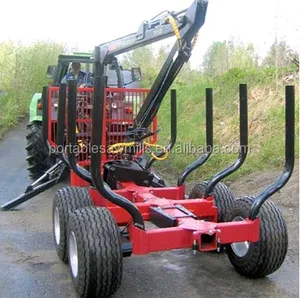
(97, 8), (188, 60)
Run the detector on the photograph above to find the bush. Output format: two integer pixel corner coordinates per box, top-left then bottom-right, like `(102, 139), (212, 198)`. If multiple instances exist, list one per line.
(0, 41), (64, 138)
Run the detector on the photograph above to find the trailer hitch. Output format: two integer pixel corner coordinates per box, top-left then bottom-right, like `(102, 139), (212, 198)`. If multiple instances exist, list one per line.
(1, 160), (66, 211)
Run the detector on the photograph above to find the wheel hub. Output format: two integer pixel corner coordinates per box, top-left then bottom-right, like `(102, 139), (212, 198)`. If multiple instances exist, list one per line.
(69, 231), (79, 278)
(230, 216), (250, 257)
(54, 207), (60, 245)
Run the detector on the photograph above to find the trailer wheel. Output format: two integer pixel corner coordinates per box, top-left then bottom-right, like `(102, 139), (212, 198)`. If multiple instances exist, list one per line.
(189, 181), (235, 222)
(52, 187), (92, 263)
(67, 207), (123, 298)
(225, 196), (288, 278)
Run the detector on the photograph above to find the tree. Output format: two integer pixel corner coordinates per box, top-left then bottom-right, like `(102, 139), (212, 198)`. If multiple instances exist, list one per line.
(120, 46), (157, 87)
(120, 44), (196, 87)
(202, 40), (259, 77)
(263, 41), (295, 68)
(229, 43), (258, 69)
(202, 41), (230, 76)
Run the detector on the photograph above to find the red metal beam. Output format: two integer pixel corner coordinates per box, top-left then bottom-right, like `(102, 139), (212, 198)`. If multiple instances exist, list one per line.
(128, 218), (260, 254)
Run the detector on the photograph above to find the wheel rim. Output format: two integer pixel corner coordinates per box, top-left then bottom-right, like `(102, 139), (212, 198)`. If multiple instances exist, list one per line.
(69, 231), (78, 278)
(230, 216), (250, 257)
(54, 207), (60, 245)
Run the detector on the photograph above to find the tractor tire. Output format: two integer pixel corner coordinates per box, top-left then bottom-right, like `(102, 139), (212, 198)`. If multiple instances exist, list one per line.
(67, 207), (123, 298)
(26, 122), (53, 180)
(52, 187), (93, 263)
(26, 121), (69, 181)
(189, 181), (235, 222)
(225, 196), (288, 278)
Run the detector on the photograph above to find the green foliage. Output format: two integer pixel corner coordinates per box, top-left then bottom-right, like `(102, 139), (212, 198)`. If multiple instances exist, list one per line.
(120, 44), (201, 88)
(202, 41), (230, 76)
(0, 41), (64, 137)
(121, 46), (158, 87)
(262, 41), (296, 68)
(202, 40), (259, 77)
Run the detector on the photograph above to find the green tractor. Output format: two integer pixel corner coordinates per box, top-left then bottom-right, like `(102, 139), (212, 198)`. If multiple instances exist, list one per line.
(26, 52), (141, 180)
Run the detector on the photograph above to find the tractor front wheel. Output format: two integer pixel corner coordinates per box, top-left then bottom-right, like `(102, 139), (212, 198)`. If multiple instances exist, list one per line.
(225, 196), (288, 278)
(67, 207), (123, 298)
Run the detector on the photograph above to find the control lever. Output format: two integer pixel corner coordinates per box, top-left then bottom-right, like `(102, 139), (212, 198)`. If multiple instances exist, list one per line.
(125, 127), (161, 142)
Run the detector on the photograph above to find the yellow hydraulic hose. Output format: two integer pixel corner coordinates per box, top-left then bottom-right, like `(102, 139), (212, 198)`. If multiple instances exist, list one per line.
(108, 141), (169, 161)
(166, 14), (199, 51)
(165, 15), (182, 50)
(76, 126), (84, 150)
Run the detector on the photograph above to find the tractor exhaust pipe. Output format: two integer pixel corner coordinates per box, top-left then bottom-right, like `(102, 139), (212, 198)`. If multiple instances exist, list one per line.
(249, 85), (295, 219)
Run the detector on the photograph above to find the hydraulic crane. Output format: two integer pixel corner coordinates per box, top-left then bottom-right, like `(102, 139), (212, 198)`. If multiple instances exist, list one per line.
(93, 0), (208, 141)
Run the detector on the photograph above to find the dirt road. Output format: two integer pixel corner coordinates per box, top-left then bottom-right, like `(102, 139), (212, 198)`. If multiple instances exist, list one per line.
(0, 121), (298, 298)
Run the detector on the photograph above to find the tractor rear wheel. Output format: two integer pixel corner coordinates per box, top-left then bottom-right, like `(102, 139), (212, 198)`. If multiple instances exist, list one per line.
(26, 121), (69, 181)
(26, 122), (53, 180)
(52, 187), (93, 263)
(225, 196), (288, 278)
(189, 181), (235, 222)
(67, 207), (123, 298)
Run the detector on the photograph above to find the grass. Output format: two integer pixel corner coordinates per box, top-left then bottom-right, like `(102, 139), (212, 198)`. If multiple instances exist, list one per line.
(153, 68), (299, 184)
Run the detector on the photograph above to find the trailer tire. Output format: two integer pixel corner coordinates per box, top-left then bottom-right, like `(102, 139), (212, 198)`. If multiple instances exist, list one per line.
(67, 207), (123, 298)
(225, 196), (288, 278)
(189, 181), (235, 222)
(52, 187), (92, 263)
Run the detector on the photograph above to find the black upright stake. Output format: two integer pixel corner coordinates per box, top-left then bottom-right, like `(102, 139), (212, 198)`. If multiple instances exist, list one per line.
(177, 88), (213, 186)
(204, 84), (248, 198)
(56, 83), (70, 167)
(42, 86), (49, 149)
(66, 80), (93, 183)
(90, 52), (145, 229)
(249, 86), (295, 219)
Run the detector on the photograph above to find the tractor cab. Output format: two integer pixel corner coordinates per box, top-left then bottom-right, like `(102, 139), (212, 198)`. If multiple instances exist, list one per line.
(46, 53), (141, 88)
